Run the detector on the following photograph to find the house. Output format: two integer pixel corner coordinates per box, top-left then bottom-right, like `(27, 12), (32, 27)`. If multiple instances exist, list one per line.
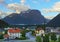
(46, 14), (60, 33)
(46, 14), (60, 38)
(8, 28), (21, 39)
(35, 28), (45, 36)
(4, 34), (9, 40)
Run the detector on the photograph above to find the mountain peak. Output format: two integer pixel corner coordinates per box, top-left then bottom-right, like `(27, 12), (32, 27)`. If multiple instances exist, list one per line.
(3, 9), (46, 25)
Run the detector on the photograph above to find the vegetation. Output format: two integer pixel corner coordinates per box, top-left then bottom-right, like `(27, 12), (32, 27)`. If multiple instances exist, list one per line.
(0, 34), (4, 39)
(4, 30), (8, 34)
(58, 36), (60, 42)
(43, 34), (49, 42)
(31, 30), (35, 36)
(51, 33), (57, 42)
(36, 36), (42, 42)
(0, 20), (9, 28)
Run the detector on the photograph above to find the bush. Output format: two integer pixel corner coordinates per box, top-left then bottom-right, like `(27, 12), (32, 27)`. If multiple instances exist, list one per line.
(51, 33), (57, 42)
(31, 30), (35, 36)
(4, 30), (8, 34)
(36, 36), (42, 42)
(43, 34), (49, 42)
(58, 36), (60, 42)
(0, 34), (4, 39)
(21, 30), (26, 37)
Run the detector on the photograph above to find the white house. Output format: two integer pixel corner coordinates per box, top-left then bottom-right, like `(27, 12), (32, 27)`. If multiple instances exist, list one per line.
(35, 28), (45, 36)
(8, 28), (21, 39)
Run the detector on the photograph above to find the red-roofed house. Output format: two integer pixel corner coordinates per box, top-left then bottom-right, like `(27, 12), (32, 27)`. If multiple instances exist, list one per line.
(8, 28), (21, 39)
(4, 34), (9, 40)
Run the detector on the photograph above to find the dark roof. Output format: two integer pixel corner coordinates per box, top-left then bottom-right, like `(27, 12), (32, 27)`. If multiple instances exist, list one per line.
(47, 14), (60, 27)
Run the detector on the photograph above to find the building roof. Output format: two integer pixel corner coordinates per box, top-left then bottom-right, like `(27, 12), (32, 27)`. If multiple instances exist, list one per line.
(4, 34), (9, 38)
(8, 28), (20, 33)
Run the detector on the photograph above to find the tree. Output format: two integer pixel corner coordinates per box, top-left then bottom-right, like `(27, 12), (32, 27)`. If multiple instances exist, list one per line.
(21, 30), (26, 37)
(0, 34), (4, 39)
(36, 36), (42, 42)
(51, 33), (57, 42)
(58, 36), (60, 42)
(43, 34), (49, 42)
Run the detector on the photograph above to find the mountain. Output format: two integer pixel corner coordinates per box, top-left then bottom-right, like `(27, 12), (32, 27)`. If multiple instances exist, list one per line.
(47, 14), (60, 27)
(0, 20), (8, 28)
(3, 9), (47, 25)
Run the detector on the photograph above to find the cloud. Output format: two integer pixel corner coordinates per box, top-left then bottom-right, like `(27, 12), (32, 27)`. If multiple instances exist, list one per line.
(0, 0), (4, 4)
(0, 11), (6, 19)
(0, 0), (7, 6)
(0, 11), (2, 15)
(21, 0), (25, 4)
(44, 16), (55, 19)
(0, 10), (14, 19)
(7, 3), (30, 13)
(43, 2), (60, 13)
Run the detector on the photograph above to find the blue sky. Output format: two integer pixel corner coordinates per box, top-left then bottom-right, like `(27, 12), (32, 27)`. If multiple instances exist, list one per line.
(0, 0), (60, 19)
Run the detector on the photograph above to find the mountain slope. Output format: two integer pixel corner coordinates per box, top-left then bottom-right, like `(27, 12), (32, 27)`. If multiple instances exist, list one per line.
(47, 14), (60, 27)
(3, 9), (46, 25)
(0, 20), (8, 28)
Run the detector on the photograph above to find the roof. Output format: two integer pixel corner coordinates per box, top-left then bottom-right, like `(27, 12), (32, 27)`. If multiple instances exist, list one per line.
(8, 28), (20, 33)
(4, 34), (9, 38)
(47, 14), (60, 27)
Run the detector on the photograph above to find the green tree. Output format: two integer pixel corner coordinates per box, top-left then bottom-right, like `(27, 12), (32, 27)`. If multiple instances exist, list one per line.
(58, 36), (60, 42)
(21, 30), (26, 37)
(0, 34), (4, 39)
(31, 30), (35, 36)
(43, 34), (49, 42)
(4, 30), (8, 34)
(36, 36), (42, 42)
(51, 33), (57, 42)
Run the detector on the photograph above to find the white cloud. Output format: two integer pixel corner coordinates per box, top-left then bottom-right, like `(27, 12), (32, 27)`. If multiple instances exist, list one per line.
(0, 0), (4, 4)
(43, 2), (60, 13)
(7, 3), (30, 13)
(0, 0), (7, 6)
(0, 11), (6, 19)
(21, 0), (25, 4)
(44, 16), (55, 19)
(0, 11), (2, 15)
(0, 10), (14, 19)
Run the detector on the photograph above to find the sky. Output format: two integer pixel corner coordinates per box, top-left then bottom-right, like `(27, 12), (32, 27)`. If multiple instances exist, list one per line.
(0, 0), (60, 19)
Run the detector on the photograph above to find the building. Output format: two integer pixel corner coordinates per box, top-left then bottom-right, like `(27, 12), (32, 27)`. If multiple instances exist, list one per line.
(46, 14), (60, 33)
(35, 27), (45, 36)
(8, 28), (21, 39)
(4, 34), (9, 40)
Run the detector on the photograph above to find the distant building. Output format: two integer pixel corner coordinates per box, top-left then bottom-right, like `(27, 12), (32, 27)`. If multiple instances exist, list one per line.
(8, 28), (21, 39)
(46, 14), (60, 33)
(35, 27), (45, 36)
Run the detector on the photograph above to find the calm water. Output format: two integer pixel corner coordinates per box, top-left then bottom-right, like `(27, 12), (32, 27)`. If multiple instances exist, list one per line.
(0, 40), (36, 42)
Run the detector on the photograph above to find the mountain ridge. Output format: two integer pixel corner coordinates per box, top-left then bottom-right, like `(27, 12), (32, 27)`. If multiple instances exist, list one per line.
(3, 9), (49, 25)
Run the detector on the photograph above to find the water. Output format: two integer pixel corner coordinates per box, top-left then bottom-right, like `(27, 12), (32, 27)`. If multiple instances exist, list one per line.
(0, 40), (36, 42)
